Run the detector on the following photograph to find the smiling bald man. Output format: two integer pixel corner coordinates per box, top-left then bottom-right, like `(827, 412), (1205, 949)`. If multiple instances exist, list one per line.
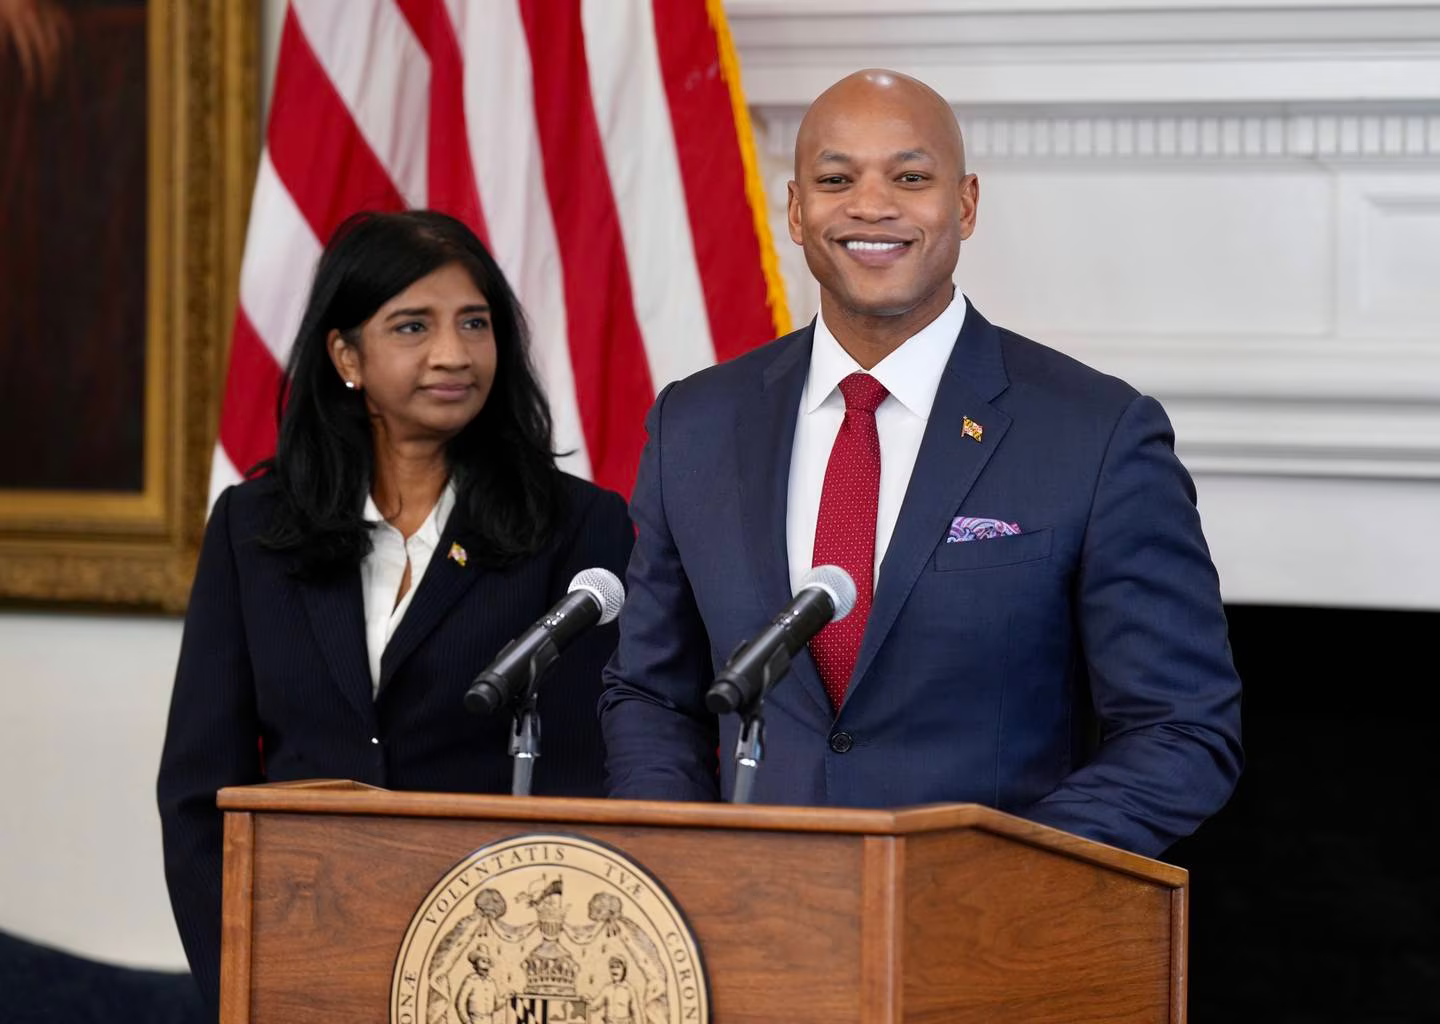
(600, 70), (1242, 858)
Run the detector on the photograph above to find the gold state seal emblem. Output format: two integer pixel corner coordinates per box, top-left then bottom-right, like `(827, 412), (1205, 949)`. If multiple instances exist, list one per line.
(392, 834), (709, 1024)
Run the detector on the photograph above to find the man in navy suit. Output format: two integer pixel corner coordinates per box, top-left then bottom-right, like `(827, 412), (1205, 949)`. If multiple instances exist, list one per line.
(599, 69), (1242, 858)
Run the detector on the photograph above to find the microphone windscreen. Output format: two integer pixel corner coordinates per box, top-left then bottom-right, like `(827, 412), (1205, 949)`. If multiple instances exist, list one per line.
(801, 565), (857, 622)
(567, 567), (626, 625)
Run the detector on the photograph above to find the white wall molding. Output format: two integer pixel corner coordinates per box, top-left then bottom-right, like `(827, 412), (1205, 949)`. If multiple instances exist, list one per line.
(1167, 397), (1440, 479)
(1046, 335), (1440, 402)
(967, 112), (1440, 162)
(759, 110), (1440, 163)
(996, 333), (1440, 479)
(728, 1), (1440, 106)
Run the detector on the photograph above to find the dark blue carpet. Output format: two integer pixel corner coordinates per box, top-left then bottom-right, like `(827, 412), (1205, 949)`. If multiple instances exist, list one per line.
(0, 931), (207, 1024)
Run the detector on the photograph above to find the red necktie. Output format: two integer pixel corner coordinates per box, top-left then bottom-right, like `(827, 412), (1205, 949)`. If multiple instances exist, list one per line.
(810, 372), (889, 711)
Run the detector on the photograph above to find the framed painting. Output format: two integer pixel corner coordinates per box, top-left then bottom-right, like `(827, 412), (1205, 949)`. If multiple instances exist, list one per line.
(0, 0), (258, 610)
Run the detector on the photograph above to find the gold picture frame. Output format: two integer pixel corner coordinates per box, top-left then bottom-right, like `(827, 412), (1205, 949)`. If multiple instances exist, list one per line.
(0, 0), (258, 611)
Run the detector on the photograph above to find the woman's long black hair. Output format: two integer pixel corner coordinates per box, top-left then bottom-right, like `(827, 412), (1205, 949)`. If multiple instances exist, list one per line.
(259, 210), (560, 577)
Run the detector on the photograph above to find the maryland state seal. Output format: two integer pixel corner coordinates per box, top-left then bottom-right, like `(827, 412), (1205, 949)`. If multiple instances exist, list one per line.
(391, 834), (709, 1024)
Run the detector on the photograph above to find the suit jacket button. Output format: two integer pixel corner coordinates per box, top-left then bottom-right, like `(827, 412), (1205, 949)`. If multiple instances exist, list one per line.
(829, 731), (854, 754)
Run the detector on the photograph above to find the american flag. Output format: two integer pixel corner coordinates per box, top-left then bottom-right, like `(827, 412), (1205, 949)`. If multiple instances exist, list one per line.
(212, 0), (790, 502)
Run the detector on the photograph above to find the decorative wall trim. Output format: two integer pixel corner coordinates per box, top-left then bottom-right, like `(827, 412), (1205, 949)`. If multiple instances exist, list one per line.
(1028, 335), (1440, 479)
(1165, 401), (1440, 480)
(728, 1), (1440, 107)
(1045, 335), (1440, 401)
(757, 111), (1440, 162)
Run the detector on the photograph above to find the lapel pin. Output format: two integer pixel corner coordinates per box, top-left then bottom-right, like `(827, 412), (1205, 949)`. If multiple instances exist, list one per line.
(962, 417), (984, 443)
(447, 541), (468, 567)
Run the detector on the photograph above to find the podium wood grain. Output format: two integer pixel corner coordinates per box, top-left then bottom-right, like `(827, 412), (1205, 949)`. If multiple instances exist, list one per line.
(218, 784), (1186, 1023)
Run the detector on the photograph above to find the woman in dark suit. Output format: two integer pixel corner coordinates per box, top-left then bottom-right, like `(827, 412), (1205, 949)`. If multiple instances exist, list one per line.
(156, 210), (633, 1009)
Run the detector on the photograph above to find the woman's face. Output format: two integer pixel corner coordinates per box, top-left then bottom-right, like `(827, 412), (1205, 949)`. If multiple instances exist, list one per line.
(329, 261), (498, 447)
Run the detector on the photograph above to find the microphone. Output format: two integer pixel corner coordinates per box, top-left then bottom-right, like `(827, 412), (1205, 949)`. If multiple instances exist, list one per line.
(464, 567), (626, 715)
(705, 565), (857, 715)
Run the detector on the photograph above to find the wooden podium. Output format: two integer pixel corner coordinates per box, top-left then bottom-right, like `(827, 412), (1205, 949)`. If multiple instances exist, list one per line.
(217, 781), (1186, 1023)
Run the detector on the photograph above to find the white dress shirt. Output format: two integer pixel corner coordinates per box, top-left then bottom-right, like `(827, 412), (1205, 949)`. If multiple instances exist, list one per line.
(359, 481), (457, 695)
(786, 291), (967, 598)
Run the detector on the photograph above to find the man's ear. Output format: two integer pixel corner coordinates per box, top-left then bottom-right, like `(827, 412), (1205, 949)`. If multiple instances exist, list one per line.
(786, 180), (804, 246)
(959, 173), (980, 241)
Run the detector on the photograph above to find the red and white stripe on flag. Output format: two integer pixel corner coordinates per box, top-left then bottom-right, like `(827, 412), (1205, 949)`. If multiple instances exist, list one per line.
(211, 0), (790, 505)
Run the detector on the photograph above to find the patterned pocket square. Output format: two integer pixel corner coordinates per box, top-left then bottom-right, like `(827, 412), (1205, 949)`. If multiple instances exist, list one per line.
(947, 516), (1022, 543)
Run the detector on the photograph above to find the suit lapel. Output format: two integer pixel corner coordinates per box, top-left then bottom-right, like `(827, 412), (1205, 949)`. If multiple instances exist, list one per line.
(847, 306), (1013, 699)
(733, 325), (834, 722)
(378, 508), (485, 693)
(300, 569), (377, 726)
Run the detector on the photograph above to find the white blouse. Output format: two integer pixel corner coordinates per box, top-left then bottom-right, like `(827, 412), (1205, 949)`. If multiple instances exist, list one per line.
(358, 481), (457, 695)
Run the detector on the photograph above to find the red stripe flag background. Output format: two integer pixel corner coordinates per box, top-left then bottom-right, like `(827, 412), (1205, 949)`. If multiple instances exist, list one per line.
(211, 0), (791, 503)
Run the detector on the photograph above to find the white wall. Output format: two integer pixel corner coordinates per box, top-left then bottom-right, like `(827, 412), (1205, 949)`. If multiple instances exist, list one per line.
(0, 615), (183, 967)
(3, 0), (1438, 971)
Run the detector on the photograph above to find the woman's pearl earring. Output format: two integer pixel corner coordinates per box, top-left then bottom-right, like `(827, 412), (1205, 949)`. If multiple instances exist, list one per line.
(344, 380), (357, 390)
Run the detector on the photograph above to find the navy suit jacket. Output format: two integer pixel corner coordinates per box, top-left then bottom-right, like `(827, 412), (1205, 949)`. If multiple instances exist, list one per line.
(157, 471), (632, 1009)
(600, 304), (1242, 858)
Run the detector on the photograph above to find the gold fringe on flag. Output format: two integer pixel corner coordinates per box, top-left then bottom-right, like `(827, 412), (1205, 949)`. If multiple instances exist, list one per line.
(705, 0), (793, 337)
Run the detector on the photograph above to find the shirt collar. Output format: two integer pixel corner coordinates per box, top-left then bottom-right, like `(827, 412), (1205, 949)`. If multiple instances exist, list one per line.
(362, 478), (458, 546)
(803, 289), (968, 419)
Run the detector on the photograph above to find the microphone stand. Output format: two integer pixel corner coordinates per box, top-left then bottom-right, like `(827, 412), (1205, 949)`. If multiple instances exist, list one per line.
(508, 693), (542, 797)
(492, 640), (559, 798)
(730, 703), (766, 805)
(723, 643), (792, 805)
(470, 575), (626, 797)
(710, 570), (853, 805)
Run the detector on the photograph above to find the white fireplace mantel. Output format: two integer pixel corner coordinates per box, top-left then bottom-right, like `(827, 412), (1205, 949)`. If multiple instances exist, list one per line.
(730, 1), (1440, 609)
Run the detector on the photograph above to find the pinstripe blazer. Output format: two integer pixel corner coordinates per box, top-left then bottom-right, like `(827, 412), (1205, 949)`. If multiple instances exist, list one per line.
(156, 471), (632, 1008)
